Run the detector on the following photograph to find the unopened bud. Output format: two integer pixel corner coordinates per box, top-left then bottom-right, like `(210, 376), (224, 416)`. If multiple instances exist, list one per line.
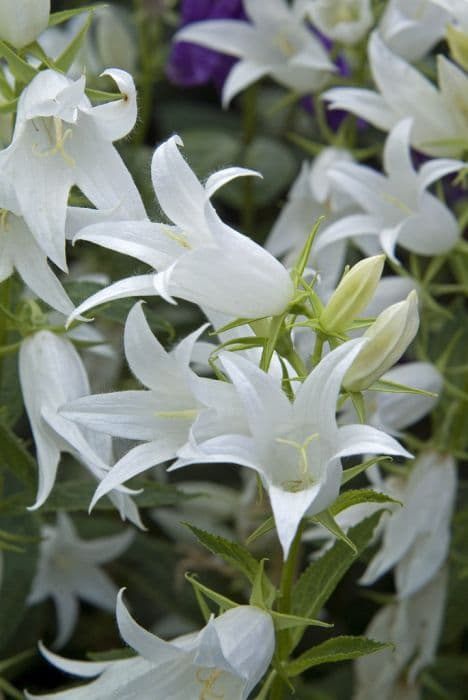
(0, 0), (50, 49)
(320, 255), (385, 334)
(343, 290), (419, 392)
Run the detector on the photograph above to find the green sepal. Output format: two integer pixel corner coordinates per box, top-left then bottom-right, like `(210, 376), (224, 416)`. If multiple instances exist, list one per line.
(349, 390), (366, 423)
(245, 516), (275, 545)
(48, 4), (106, 27)
(0, 40), (37, 83)
(286, 636), (391, 676)
(341, 455), (392, 485)
(86, 88), (124, 103)
(249, 559), (276, 609)
(369, 378), (438, 398)
(185, 573), (237, 613)
(211, 317), (261, 335)
(53, 11), (94, 74)
(291, 217), (324, 286)
(330, 488), (401, 516)
(270, 611), (332, 631)
(312, 509), (357, 553)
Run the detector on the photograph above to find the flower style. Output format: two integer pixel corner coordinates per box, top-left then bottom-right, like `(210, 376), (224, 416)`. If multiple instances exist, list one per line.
(314, 119), (463, 262)
(0, 0), (50, 48)
(61, 302), (247, 508)
(28, 512), (133, 648)
(172, 340), (410, 558)
(174, 0), (335, 106)
(27, 595), (275, 699)
(265, 147), (354, 296)
(0, 68), (145, 270)
(19, 330), (141, 526)
(323, 32), (468, 156)
(306, 0), (373, 46)
(360, 452), (457, 597)
(66, 135), (294, 324)
(0, 173), (74, 315)
(378, 0), (449, 61)
(354, 567), (448, 700)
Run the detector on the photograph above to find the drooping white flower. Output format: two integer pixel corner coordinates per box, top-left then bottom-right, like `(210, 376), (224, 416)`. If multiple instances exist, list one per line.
(172, 341), (410, 558)
(28, 512), (133, 649)
(323, 32), (468, 157)
(266, 148), (354, 297)
(61, 302), (247, 508)
(378, 0), (449, 61)
(0, 68), (145, 270)
(0, 173), (74, 315)
(174, 0), (335, 106)
(27, 595), (275, 700)
(360, 452), (456, 597)
(0, 0), (50, 48)
(306, 0), (373, 45)
(354, 568), (448, 700)
(315, 119), (463, 262)
(18, 330), (141, 526)
(66, 135), (294, 324)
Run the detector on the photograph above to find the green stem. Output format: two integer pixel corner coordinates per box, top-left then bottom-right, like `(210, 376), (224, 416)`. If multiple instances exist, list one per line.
(310, 334), (324, 368)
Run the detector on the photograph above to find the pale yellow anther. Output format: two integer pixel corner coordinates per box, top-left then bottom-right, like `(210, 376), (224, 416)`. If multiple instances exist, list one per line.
(0, 208), (10, 232)
(163, 226), (193, 249)
(196, 668), (225, 700)
(32, 117), (76, 167)
(277, 432), (320, 491)
(154, 408), (199, 419)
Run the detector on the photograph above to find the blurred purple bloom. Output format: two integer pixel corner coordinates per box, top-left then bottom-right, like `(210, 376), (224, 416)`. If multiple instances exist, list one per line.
(167, 0), (246, 91)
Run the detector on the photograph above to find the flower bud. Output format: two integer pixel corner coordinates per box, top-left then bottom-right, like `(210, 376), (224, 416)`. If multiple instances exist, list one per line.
(320, 255), (385, 334)
(0, 0), (50, 49)
(343, 290), (419, 392)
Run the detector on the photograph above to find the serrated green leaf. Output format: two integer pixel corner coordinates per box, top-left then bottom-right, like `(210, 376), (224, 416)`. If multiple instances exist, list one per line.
(53, 11), (93, 73)
(313, 510), (357, 553)
(286, 636), (391, 676)
(0, 41), (37, 83)
(48, 5), (106, 28)
(184, 523), (260, 582)
(291, 512), (384, 647)
(330, 489), (401, 516)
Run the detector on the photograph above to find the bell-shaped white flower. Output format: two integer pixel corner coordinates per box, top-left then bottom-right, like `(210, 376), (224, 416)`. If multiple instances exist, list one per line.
(378, 0), (449, 61)
(315, 119), (463, 262)
(306, 0), (373, 46)
(19, 330), (141, 526)
(0, 68), (145, 270)
(324, 32), (468, 156)
(27, 596), (275, 700)
(61, 302), (247, 508)
(66, 135), (294, 324)
(0, 0), (50, 48)
(354, 567), (448, 700)
(360, 452), (456, 597)
(28, 512), (133, 649)
(172, 341), (410, 558)
(266, 148), (354, 297)
(0, 173), (74, 315)
(174, 0), (335, 106)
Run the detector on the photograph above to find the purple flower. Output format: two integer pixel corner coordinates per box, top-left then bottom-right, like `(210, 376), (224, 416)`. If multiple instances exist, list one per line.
(167, 0), (246, 91)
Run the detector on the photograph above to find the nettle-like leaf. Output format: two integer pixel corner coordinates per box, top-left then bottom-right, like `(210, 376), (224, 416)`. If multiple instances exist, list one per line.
(286, 636), (391, 676)
(330, 488), (401, 516)
(291, 511), (385, 647)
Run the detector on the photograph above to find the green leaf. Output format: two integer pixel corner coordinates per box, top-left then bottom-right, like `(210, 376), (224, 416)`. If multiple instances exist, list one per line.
(184, 523), (260, 583)
(0, 421), (36, 488)
(341, 456), (392, 485)
(312, 510), (357, 553)
(185, 573), (237, 612)
(286, 636), (391, 676)
(0, 479), (190, 515)
(48, 5), (106, 27)
(330, 489), (401, 516)
(0, 513), (40, 652)
(291, 511), (385, 646)
(53, 11), (93, 74)
(0, 41), (37, 83)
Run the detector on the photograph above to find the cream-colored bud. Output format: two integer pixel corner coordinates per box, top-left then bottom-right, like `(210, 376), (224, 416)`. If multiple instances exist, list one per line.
(320, 255), (385, 334)
(0, 0), (50, 49)
(343, 290), (419, 392)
